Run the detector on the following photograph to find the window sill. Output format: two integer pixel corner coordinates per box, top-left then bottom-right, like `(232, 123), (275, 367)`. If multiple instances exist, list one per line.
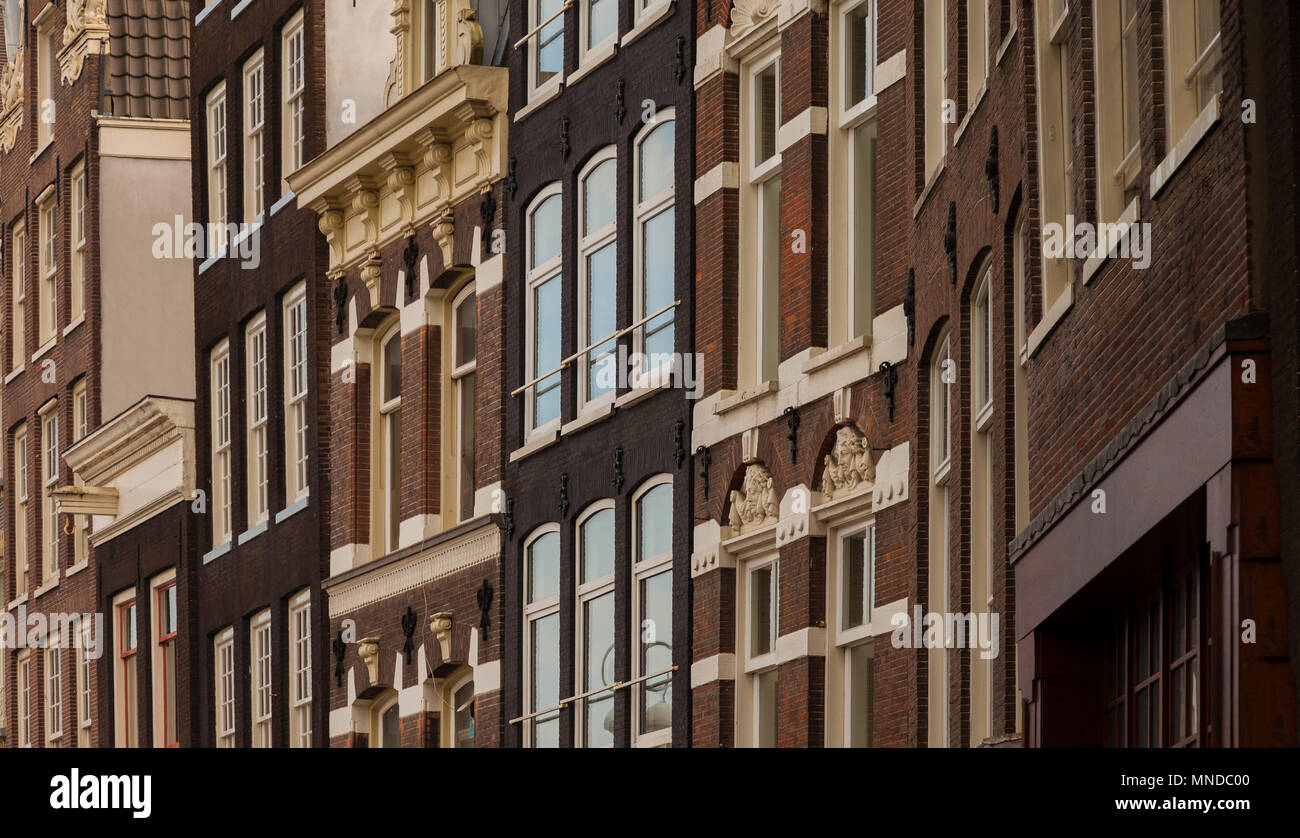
(1082, 195), (1141, 285)
(5, 365), (24, 384)
(510, 424), (560, 463)
(621, 0), (675, 48)
(714, 379), (778, 416)
(615, 373), (673, 409)
(632, 730), (672, 748)
(270, 190), (296, 217)
(1026, 282), (1073, 359)
(63, 315), (85, 337)
(953, 81), (989, 148)
(31, 337), (57, 364)
(202, 540), (232, 564)
(275, 494), (310, 523)
(238, 518), (269, 545)
(515, 81), (563, 123)
(569, 41), (617, 87)
(975, 400), (994, 432)
(562, 395), (615, 436)
(802, 334), (869, 375)
(29, 140), (53, 165)
(195, 0), (226, 25)
(32, 578), (58, 599)
(197, 244), (227, 275)
(65, 560), (89, 578)
(1150, 93), (1221, 198)
(912, 158), (946, 218)
(873, 49), (907, 96)
(996, 24), (1018, 67)
(230, 0), (256, 19)
(231, 216), (263, 250)
(7, 593), (27, 610)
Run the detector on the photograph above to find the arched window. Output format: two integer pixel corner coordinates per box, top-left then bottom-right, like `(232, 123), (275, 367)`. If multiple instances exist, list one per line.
(632, 477), (673, 746)
(579, 150), (618, 406)
(451, 283), (478, 522)
(526, 185), (563, 434)
(634, 112), (676, 378)
(523, 525), (561, 746)
(373, 319), (403, 555)
(576, 502), (615, 747)
(441, 667), (477, 748)
(370, 690), (400, 748)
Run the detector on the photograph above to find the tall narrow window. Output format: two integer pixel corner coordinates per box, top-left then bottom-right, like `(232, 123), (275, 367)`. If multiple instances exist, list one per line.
(11, 220), (25, 370)
(38, 195), (56, 345)
(214, 627), (235, 747)
(1035, 0), (1073, 314)
(1012, 210), (1029, 533)
(78, 619), (92, 745)
(70, 164), (86, 320)
(251, 609), (272, 747)
(154, 578), (178, 747)
(211, 341), (233, 547)
(530, 0), (565, 98)
(282, 11), (306, 194)
(1164, 0), (1221, 146)
(924, 0), (947, 180)
(835, 1), (877, 341)
(244, 51), (266, 220)
(451, 675), (476, 748)
(246, 314), (269, 527)
(744, 557), (779, 747)
(967, 0), (989, 104)
(207, 84), (229, 252)
(1094, 0), (1140, 223)
(633, 478), (673, 746)
(14, 424), (28, 598)
(928, 335), (952, 747)
(36, 21), (54, 148)
(40, 405), (58, 584)
(526, 186), (562, 433)
(579, 151), (617, 405)
(374, 323), (402, 554)
(635, 115), (676, 377)
(743, 54), (782, 387)
(970, 271), (995, 744)
(46, 636), (62, 746)
(284, 284), (309, 505)
(576, 503), (615, 747)
(117, 597), (138, 748)
(17, 653), (31, 747)
(452, 285), (478, 522)
(834, 525), (875, 747)
(524, 527), (561, 747)
(290, 589), (312, 747)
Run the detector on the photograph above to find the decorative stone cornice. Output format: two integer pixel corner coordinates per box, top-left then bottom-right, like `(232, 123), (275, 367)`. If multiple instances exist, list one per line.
(60, 0), (109, 86)
(0, 48), (25, 155)
(430, 612), (453, 662)
(431, 210), (455, 265)
(358, 637), (382, 685)
(359, 252), (384, 310)
(728, 463), (779, 532)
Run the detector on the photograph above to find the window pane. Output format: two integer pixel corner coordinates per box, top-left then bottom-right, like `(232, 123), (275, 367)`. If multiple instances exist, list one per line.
(536, 0), (564, 83)
(458, 371), (476, 519)
(454, 681), (476, 748)
(639, 121), (675, 199)
(527, 531), (560, 603)
(843, 533), (866, 630)
(382, 703), (399, 748)
(587, 243), (617, 399)
(642, 206), (675, 361)
(757, 669), (778, 746)
(455, 292), (477, 367)
(530, 612), (560, 747)
(383, 333), (401, 401)
(581, 507), (614, 583)
(757, 64), (778, 163)
(637, 483), (672, 561)
(639, 569), (673, 735)
(848, 643), (873, 746)
(582, 591), (615, 747)
(530, 194), (561, 268)
(588, 0), (616, 48)
(534, 275), (561, 426)
(847, 3), (872, 107)
(583, 159), (616, 234)
(751, 565), (774, 657)
(760, 176), (782, 380)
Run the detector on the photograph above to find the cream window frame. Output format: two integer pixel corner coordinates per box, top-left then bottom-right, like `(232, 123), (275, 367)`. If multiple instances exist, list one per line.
(579, 0), (617, 62)
(14, 424), (28, 598)
(77, 618), (92, 744)
(283, 283), (310, 505)
(970, 270), (995, 744)
(928, 334), (952, 748)
(825, 522), (877, 747)
(290, 588), (312, 747)
(211, 340), (233, 547)
(40, 402), (59, 585)
(244, 50), (267, 221)
(70, 163), (86, 320)
(46, 634), (63, 745)
(740, 49), (782, 390)
(250, 608), (272, 747)
(923, 0), (948, 181)
(35, 20), (55, 150)
(207, 84), (229, 251)
(737, 554), (779, 747)
(1093, 0), (1140, 225)
(38, 195), (57, 346)
(525, 184), (564, 438)
(246, 313), (270, 527)
(1163, 0), (1220, 147)
(214, 626), (236, 747)
(1033, 0), (1073, 313)
(527, 0), (567, 102)
(967, 0), (989, 105)
(373, 321), (403, 556)
(11, 220), (26, 372)
(17, 651), (31, 748)
(281, 10), (306, 194)
(574, 501), (616, 748)
(450, 282), (478, 523)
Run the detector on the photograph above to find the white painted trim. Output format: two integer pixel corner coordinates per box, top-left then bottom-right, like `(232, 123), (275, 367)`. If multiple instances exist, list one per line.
(274, 495), (310, 523)
(398, 513), (440, 549)
(777, 107), (829, 153)
(473, 480), (503, 519)
(509, 424), (560, 462)
(62, 316), (85, 337)
(269, 190), (296, 216)
(230, 0), (256, 19)
(873, 49), (906, 95)
(1082, 195), (1142, 284)
(203, 540), (232, 564)
(64, 560), (89, 579)
(514, 79), (563, 123)
(776, 626), (826, 663)
(476, 252), (504, 293)
(30, 337), (56, 364)
(1150, 94), (1220, 197)
(4, 366), (24, 384)
(621, 0), (675, 47)
(694, 162), (740, 205)
(196, 0), (226, 25)
(694, 25), (737, 88)
(330, 543), (371, 577)
(237, 519), (268, 545)
(691, 653), (736, 687)
(1026, 282), (1073, 358)
(568, 40), (617, 87)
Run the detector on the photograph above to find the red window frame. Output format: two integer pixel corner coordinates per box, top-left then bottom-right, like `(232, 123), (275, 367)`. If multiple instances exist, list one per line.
(157, 583), (180, 747)
(118, 600), (137, 747)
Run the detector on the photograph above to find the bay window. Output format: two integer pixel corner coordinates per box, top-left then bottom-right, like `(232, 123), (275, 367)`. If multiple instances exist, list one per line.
(526, 186), (562, 433)
(579, 151), (617, 406)
(635, 114), (676, 377)
(633, 478), (673, 746)
(523, 526), (561, 747)
(575, 503), (615, 747)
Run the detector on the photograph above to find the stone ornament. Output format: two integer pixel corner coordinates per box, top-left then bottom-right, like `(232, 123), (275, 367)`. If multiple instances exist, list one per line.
(821, 424), (875, 501)
(729, 0), (780, 39)
(728, 463), (779, 531)
(0, 48), (23, 154)
(358, 637), (381, 685)
(430, 611), (454, 663)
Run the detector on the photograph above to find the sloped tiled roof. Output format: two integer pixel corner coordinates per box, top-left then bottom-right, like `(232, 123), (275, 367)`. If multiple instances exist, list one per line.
(105, 0), (190, 119)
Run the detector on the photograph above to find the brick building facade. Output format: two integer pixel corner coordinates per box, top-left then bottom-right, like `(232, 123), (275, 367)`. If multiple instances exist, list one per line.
(502, 0), (695, 747)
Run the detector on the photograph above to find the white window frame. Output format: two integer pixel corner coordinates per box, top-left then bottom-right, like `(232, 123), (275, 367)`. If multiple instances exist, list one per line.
(46, 634), (63, 746)
(631, 475), (673, 747)
(1093, 0), (1140, 224)
(1035, 0), (1073, 312)
(575, 501), (616, 748)
(374, 321), (403, 555)
(283, 284), (310, 506)
(444, 668), (477, 748)
(580, 0), (617, 62)
(970, 271), (996, 744)
(451, 283), (478, 522)
(251, 608), (272, 747)
(738, 553), (779, 747)
(38, 193), (57, 346)
(290, 588), (312, 747)
(246, 313), (269, 527)
(525, 184), (564, 438)
(11, 220), (26, 372)
(70, 163), (86, 321)
(741, 50), (782, 389)
(967, 0), (989, 104)
(36, 18), (54, 149)
(214, 626), (236, 747)
(14, 424), (28, 598)
(827, 522), (876, 747)
(633, 112), (677, 386)
(77, 618), (92, 746)
(211, 340), (233, 547)
(924, 0), (948, 180)
(244, 50), (267, 221)
(40, 402), (58, 585)
(523, 524), (561, 747)
(371, 692), (400, 748)
(17, 651), (31, 747)
(928, 334), (952, 748)
(527, 0), (566, 102)
(207, 83), (229, 252)
(577, 148), (618, 409)
(281, 10), (306, 194)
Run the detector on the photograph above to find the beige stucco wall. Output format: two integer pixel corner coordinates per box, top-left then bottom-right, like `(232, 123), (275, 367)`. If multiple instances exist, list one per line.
(99, 154), (196, 419)
(326, 0), (392, 149)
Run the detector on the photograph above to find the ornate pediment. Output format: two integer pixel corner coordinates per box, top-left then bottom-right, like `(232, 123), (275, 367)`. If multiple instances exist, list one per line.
(386, 0), (488, 107)
(728, 463), (779, 532)
(60, 0), (110, 86)
(821, 424), (875, 501)
(0, 48), (23, 155)
(729, 0), (780, 40)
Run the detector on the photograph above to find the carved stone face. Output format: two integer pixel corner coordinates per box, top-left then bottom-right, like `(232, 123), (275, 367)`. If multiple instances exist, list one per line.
(832, 426), (865, 463)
